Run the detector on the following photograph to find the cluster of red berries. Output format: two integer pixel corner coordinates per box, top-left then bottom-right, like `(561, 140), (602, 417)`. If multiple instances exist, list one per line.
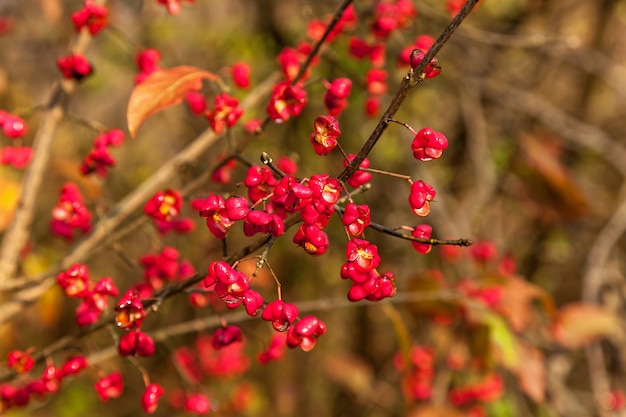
(0, 110), (31, 169)
(57, 264), (119, 327)
(395, 345), (435, 401)
(139, 246), (196, 292)
(79, 129), (125, 177)
(50, 183), (92, 240)
(0, 352), (89, 412)
(3, 0), (471, 414)
(143, 188), (196, 235)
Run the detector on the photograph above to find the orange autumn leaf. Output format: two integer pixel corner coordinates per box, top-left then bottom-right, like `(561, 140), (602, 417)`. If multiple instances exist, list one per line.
(498, 276), (555, 332)
(517, 343), (546, 403)
(127, 66), (220, 138)
(552, 303), (623, 349)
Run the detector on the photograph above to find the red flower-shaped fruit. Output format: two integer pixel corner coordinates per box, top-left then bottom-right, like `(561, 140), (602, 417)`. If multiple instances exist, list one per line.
(286, 316), (326, 351)
(141, 383), (165, 414)
(266, 82), (308, 123)
(409, 180), (436, 216)
(185, 392), (211, 414)
(342, 203), (371, 237)
(118, 331), (156, 357)
(144, 189), (182, 222)
(293, 224), (329, 255)
(411, 224), (433, 254)
(212, 325), (243, 349)
(71, 0), (108, 35)
(231, 62), (251, 88)
(205, 93), (244, 134)
(262, 300), (299, 332)
(410, 49), (442, 79)
(57, 53), (93, 81)
(94, 372), (123, 402)
(7, 350), (34, 374)
(310, 115), (340, 156)
(346, 238), (381, 272)
(411, 127), (448, 161)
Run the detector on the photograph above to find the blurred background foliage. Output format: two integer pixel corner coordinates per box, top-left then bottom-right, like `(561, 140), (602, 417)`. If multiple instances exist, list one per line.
(1, 0), (626, 416)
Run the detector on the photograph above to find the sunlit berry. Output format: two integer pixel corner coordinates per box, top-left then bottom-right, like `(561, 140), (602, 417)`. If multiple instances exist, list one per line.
(262, 300), (299, 332)
(118, 331), (156, 357)
(409, 180), (436, 216)
(71, 0), (108, 35)
(266, 82), (308, 123)
(94, 372), (123, 402)
(56, 263), (90, 298)
(343, 155), (372, 188)
(310, 115), (341, 156)
(1, 114), (27, 138)
(346, 238), (380, 272)
(342, 203), (371, 237)
(185, 392), (211, 414)
(205, 93), (244, 134)
(141, 383), (164, 414)
(7, 350), (34, 374)
(0, 146), (33, 169)
(411, 224), (433, 254)
(411, 127), (448, 161)
(144, 189), (182, 222)
(212, 325), (243, 349)
(286, 316), (326, 351)
(231, 62), (251, 88)
(410, 49), (442, 79)
(293, 224), (329, 255)
(57, 53), (93, 81)
(60, 355), (88, 378)
(115, 289), (147, 330)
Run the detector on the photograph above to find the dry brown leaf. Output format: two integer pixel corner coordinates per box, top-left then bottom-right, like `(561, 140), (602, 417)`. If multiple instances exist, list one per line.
(512, 132), (590, 223)
(127, 66), (219, 138)
(517, 343), (546, 403)
(552, 303), (623, 348)
(499, 276), (555, 332)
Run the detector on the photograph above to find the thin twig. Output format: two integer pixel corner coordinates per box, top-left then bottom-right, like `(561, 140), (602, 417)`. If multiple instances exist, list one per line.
(0, 27), (94, 288)
(337, 0), (480, 182)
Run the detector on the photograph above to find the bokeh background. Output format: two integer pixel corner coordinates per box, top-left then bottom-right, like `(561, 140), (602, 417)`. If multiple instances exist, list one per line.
(1, 0), (626, 416)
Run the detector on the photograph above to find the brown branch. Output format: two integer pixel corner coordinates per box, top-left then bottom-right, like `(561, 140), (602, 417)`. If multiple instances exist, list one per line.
(337, 0), (480, 182)
(0, 289), (458, 383)
(333, 205), (472, 247)
(0, 28), (94, 288)
(0, 73), (279, 323)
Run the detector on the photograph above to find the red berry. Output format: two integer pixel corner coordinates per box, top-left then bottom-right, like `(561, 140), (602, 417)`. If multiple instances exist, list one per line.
(141, 383), (164, 414)
(94, 372), (123, 402)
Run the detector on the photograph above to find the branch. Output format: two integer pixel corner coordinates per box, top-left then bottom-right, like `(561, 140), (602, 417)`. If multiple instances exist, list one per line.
(0, 73), (279, 323)
(0, 289), (458, 383)
(333, 205), (472, 247)
(0, 28), (94, 288)
(337, 0), (480, 182)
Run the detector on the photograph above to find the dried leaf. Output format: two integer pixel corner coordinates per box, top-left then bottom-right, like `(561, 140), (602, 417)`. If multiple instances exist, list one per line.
(512, 133), (589, 223)
(517, 343), (546, 403)
(127, 66), (219, 138)
(552, 303), (623, 348)
(499, 276), (555, 332)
